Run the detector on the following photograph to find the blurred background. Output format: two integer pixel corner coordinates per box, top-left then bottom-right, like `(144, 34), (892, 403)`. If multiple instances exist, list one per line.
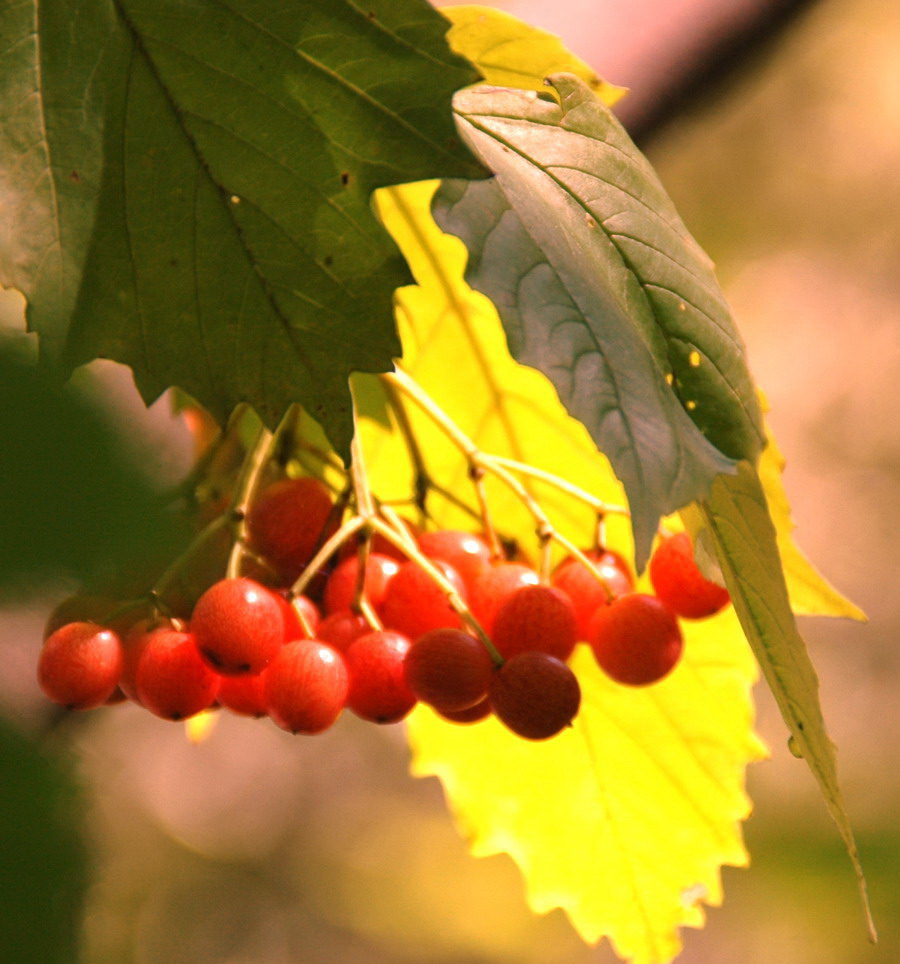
(1, 0), (898, 960)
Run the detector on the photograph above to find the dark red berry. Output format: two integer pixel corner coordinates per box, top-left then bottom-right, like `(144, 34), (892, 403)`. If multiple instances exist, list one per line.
(468, 563), (539, 634)
(264, 640), (348, 734)
(489, 651), (581, 740)
(492, 584), (578, 661)
(551, 549), (634, 639)
(381, 559), (465, 638)
(649, 532), (730, 619)
(271, 591), (319, 641)
(589, 593), (683, 686)
(404, 628), (493, 713)
(191, 577), (284, 675)
(247, 477), (335, 580)
(38, 622), (124, 710)
(316, 610), (371, 653)
(436, 697), (492, 724)
(344, 631), (416, 724)
(120, 619), (159, 703)
(418, 529), (492, 593)
(323, 552), (400, 615)
(218, 672), (269, 718)
(134, 628), (220, 720)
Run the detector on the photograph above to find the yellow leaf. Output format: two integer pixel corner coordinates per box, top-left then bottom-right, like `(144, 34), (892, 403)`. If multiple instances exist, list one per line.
(366, 181), (765, 962)
(758, 420), (866, 620)
(409, 624), (763, 964)
(183, 708), (219, 744)
(443, 5), (627, 105)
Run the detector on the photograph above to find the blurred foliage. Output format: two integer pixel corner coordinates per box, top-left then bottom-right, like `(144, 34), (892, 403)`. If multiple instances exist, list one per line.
(0, 717), (87, 964)
(0, 337), (188, 602)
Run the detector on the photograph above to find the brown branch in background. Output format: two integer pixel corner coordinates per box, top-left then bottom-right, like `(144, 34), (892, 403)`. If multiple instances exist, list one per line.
(621, 0), (822, 147)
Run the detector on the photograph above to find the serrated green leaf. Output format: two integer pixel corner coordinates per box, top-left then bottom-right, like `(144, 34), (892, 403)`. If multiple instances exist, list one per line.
(0, 0), (485, 453)
(700, 464), (877, 942)
(434, 73), (764, 566)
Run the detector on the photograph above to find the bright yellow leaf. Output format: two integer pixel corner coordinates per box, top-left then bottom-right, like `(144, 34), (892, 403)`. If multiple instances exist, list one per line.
(443, 5), (627, 105)
(366, 180), (765, 963)
(183, 708), (219, 744)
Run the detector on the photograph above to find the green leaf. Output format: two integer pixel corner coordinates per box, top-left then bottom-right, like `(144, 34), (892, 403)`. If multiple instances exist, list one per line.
(0, 0), (484, 454)
(0, 718), (88, 963)
(434, 74), (764, 566)
(700, 464), (877, 942)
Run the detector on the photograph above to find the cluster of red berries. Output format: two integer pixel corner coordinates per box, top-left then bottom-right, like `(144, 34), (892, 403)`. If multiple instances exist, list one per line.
(37, 478), (730, 741)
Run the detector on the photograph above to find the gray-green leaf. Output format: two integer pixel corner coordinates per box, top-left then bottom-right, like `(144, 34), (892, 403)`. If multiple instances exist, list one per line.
(434, 74), (764, 565)
(0, 0), (485, 454)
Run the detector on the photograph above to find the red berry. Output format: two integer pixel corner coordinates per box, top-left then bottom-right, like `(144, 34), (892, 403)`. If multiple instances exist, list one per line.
(120, 619), (159, 703)
(38, 622), (124, 709)
(436, 697), (492, 724)
(316, 610), (371, 653)
(218, 672), (269, 718)
(489, 651), (581, 740)
(247, 477), (335, 580)
(492, 584), (578, 661)
(468, 563), (539, 634)
(649, 532), (730, 619)
(264, 640), (348, 734)
(271, 590), (319, 641)
(381, 559), (465, 638)
(344, 631), (416, 724)
(191, 577), (284, 675)
(551, 549), (634, 639)
(418, 529), (492, 593)
(404, 628), (493, 712)
(589, 593), (683, 686)
(134, 627), (220, 720)
(323, 552), (400, 615)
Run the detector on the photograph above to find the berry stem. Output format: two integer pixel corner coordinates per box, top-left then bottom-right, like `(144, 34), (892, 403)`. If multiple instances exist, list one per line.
(290, 599), (316, 639)
(366, 516), (503, 666)
(468, 464), (505, 562)
(384, 369), (617, 602)
(286, 515), (366, 600)
(382, 375), (484, 526)
(225, 424), (276, 579)
(487, 455), (629, 518)
(384, 369), (478, 459)
(382, 374), (431, 520)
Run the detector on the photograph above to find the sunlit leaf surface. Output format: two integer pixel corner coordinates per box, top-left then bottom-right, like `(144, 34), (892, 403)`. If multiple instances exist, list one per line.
(367, 181), (764, 963)
(443, 4), (627, 102)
